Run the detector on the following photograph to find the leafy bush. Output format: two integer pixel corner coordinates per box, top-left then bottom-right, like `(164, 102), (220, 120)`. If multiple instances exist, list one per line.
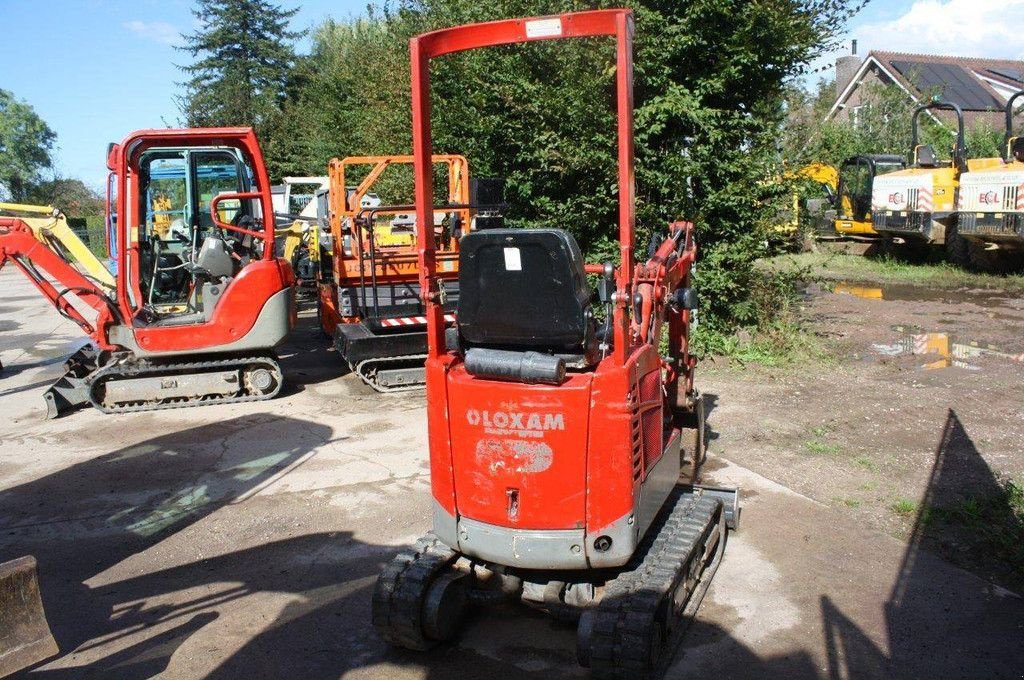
(262, 0), (862, 337)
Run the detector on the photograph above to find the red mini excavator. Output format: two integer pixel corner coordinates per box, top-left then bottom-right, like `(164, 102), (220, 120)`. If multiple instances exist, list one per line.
(0, 128), (295, 417)
(373, 10), (739, 677)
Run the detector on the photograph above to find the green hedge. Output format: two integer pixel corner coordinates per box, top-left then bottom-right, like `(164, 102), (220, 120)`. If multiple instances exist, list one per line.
(67, 215), (107, 258)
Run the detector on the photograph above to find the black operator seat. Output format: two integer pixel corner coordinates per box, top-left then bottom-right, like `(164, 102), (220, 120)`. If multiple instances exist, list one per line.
(915, 144), (938, 168)
(457, 228), (593, 357)
(1012, 138), (1024, 164)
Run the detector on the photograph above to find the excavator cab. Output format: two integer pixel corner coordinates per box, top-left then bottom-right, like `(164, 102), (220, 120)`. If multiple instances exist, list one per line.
(134, 148), (256, 321)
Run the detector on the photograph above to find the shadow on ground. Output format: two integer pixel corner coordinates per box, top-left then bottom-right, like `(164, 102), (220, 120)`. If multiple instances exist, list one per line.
(683, 408), (1024, 679)
(1, 415), (349, 677)
(5, 405), (1022, 678)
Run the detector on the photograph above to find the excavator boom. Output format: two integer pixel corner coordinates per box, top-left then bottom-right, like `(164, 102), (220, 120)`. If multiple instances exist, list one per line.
(0, 203), (115, 289)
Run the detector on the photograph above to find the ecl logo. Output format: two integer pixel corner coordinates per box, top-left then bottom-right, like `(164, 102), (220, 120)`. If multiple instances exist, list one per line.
(979, 191), (1000, 205)
(888, 192), (905, 205)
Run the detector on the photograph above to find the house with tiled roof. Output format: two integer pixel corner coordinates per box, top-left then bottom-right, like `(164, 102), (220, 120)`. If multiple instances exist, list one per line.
(825, 44), (1024, 129)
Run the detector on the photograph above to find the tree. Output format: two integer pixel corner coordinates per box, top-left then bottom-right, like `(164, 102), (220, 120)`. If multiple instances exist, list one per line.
(271, 0), (866, 332)
(27, 177), (104, 215)
(178, 0), (300, 136)
(782, 78), (1005, 170)
(0, 89), (56, 202)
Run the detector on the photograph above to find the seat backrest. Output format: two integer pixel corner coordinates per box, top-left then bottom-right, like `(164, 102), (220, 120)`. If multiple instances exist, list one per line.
(457, 228), (590, 351)
(915, 144), (938, 168)
(1012, 137), (1024, 164)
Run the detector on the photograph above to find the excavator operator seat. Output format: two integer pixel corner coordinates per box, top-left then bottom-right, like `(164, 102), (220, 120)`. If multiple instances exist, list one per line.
(457, 228), (591, 354)
(1011, 137), (1024, 164)
(915, 144), (938, 168)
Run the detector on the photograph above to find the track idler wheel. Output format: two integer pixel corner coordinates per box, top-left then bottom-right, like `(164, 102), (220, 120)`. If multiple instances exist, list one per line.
(244, 366), (278, 396)
(372, 536), (467, 651)
(422, 571), (469, 641)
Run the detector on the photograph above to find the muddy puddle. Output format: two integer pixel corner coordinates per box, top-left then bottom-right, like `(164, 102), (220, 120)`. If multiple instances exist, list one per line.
(804, 281), (1024, 371)
(830, 280), (1020, 310)
(871, 326), (1024, 371)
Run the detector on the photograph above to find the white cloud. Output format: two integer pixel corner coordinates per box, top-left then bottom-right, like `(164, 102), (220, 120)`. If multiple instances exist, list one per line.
(123, 20), (182, 47)
(852, 0), (1024, 60)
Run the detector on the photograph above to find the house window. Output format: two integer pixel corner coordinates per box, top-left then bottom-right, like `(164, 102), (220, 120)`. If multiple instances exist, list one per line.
(852, 105), (866, 128)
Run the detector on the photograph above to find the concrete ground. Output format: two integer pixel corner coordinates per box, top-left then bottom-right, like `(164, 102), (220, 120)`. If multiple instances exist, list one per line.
(1, 266), (1022, 679)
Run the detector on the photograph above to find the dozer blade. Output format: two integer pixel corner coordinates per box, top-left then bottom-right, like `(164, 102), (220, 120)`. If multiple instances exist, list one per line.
(0, 556), (58, 678)
(41, 346), (97, 419)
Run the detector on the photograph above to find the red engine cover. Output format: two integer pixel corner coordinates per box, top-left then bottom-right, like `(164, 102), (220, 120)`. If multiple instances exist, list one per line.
(445, 365), (593, 530)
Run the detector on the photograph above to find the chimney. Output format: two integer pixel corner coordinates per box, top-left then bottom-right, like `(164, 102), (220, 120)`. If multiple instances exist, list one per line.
(836, 40), (861, 96)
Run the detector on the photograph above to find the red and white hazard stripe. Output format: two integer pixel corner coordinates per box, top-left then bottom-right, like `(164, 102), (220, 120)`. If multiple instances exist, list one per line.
(912, 334), (928, 355)
(379, 313), (456, 328)
(1015, 183), (1024, 211)
(917, 188), (933, 212)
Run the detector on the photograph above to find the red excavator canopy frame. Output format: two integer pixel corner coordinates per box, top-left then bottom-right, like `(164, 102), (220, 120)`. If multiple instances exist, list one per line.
(411, 9), (636, 364)
(108, 127), (277, 323)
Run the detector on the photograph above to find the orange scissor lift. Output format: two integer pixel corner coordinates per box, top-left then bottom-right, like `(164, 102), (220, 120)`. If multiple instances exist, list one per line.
(316, 155), (471, 391)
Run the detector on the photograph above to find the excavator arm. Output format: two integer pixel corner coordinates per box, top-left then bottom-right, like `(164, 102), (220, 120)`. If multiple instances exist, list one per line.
(0, 203), (115, 289)
(0, 217), (118, 347)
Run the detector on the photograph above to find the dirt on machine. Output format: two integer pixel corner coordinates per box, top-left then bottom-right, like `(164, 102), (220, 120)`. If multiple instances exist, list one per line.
(372, 11), (739, 678)
(316, 154), (476, 392)
(0, 128), (296, 417)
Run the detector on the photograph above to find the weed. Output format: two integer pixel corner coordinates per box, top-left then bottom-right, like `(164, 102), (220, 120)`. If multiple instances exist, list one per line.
(890, 498), (917, 515)
(842, 498), (861, 508)
(805, 439), (840, 455)
(693, 322), (826, 368)
(859, 480), (878, 491)
(853, 457), (878, 472)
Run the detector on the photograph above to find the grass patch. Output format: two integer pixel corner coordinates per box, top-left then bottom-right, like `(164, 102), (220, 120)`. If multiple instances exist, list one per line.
(841, 498), (861, 508)
(766, 252), (1024, 293)
(890, 498), (918, 516)
(694, 322), (826, 368)
(853, 456), (878, 472)
(927, 478), (1024, 572)
(804, 439), (841, 455)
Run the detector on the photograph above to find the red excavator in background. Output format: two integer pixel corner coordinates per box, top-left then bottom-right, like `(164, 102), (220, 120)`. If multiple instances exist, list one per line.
(373, 10), (738, 678)
(0, 128), (295, 417)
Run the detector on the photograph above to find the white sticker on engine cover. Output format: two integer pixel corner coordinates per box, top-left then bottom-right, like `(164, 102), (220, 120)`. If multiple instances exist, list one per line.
(525, 18), (562, 38)
(503, 247), (522, 271)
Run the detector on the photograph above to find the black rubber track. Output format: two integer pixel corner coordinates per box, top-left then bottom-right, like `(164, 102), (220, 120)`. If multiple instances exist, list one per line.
(372, 535), (459, 651)
(580, 490), (724, 679)
(88, 354), (283, 413)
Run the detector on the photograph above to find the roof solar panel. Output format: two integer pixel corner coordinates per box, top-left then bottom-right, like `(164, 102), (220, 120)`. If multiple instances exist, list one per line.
(891, 60), (1002, 110)
(986, 67), (1024, 83)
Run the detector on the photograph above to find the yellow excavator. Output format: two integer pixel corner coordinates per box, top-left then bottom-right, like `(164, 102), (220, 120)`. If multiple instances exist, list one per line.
(0, 202), (115, 289)
(777, 162), (838, 244)
(833, 154), (906, 239)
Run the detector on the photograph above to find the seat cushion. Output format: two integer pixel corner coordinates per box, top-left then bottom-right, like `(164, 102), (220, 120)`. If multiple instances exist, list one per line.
(457, 229), (590, 350)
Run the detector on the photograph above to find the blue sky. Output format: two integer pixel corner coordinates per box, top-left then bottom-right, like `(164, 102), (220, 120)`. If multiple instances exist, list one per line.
(0, 0), (365, 189)
(4, 0), (1024, 191)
